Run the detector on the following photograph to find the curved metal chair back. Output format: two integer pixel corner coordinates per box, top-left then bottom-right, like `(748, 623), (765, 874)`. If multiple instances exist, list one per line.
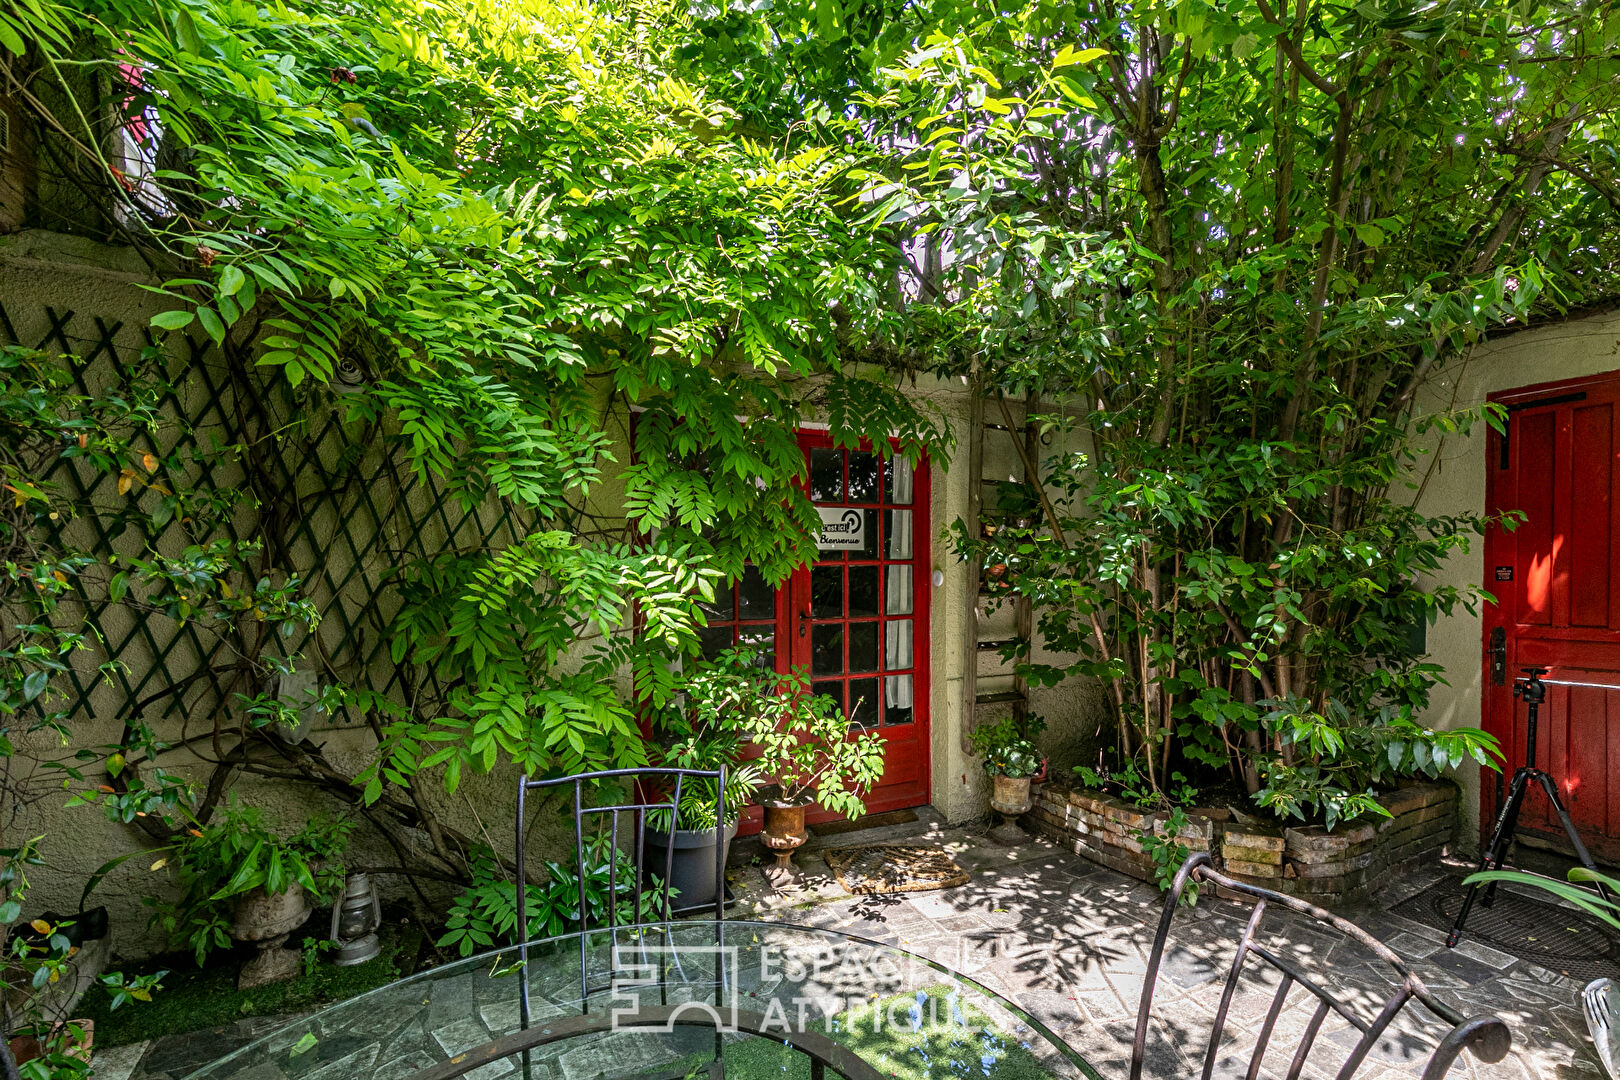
(515, 766), (727, 1024)
(1131, 852), (1511, 1080)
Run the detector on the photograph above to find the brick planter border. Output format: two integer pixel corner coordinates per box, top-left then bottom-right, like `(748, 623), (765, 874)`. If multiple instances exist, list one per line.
(1029, 779), (1457, 907)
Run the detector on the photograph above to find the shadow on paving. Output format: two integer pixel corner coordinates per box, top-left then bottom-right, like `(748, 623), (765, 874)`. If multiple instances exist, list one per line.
(100, 826), (1603, 1080)
(740, 827), (1605, 1080)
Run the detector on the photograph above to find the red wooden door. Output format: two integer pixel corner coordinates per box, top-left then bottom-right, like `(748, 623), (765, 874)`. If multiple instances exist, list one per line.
(1484, 370), (1620, 862)
(788, 433), (931, 822)
(691, 434), (932, 831)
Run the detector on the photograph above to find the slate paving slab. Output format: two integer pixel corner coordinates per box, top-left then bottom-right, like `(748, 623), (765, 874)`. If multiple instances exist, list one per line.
(735, 828), (1602, 1080)
(98, 825), (1600, 1080)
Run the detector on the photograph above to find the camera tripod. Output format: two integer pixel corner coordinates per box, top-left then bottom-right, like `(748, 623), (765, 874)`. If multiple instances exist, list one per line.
(1447, 666), (1611, 947)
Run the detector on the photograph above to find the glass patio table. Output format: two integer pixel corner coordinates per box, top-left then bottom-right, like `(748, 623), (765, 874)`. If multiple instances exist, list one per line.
(183, 920), (1100, 1080)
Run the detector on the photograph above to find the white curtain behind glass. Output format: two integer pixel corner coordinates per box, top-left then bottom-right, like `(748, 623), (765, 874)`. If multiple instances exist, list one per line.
(885, 459), (916, 712)
(885, 623), (913, 707)
(886, 510), (913, 614)
(890, 456), (914, 502)
(886, 672), (913, 710)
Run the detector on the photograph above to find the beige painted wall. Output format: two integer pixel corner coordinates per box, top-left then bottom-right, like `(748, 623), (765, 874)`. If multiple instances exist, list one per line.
(1410, 308), (1620, 853)
(897, 377), (1108, 823)
(2, 230), (1113, 959)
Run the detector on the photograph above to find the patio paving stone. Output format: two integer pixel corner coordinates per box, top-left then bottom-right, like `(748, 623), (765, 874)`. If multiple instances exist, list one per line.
(101, 821), (1605, 1080)
(732, 824), (1607, 1080)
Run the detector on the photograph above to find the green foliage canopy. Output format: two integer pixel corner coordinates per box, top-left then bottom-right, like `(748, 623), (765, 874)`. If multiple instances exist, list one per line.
(671, 0), (1619, 820)
(3, 0), (946, 827)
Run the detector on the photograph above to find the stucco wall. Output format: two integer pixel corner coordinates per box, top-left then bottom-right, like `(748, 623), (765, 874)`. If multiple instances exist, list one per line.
(1, 230), (1114, 959)
(1409, 308), (1620, 853)
(895, 378), (1108, 823)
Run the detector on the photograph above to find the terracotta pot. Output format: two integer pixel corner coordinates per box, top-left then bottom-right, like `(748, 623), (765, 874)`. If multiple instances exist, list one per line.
(9, 1019), (92, 1066)
(1031, 758), (1049, 785)
(761, 800), (810, 869)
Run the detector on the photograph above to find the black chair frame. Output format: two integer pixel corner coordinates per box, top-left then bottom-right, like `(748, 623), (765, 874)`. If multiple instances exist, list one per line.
(1131, 852), (1512, 1080)
(515, 767), (728, 1026)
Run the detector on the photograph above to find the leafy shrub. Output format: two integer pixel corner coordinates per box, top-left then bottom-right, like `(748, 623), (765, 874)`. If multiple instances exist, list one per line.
(438, 838), (665, 956)
(1257, 699), (1501, 829)
(645, 649), (767, 831)
(968, 716), (1044, 779)
(147, 799), (351, 964)
(736, 666), (884, 817)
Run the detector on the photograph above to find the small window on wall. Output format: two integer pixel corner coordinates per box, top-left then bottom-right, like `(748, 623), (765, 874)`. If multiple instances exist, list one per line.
(113, 64), (173, 221)
(696, 565), (776, 668)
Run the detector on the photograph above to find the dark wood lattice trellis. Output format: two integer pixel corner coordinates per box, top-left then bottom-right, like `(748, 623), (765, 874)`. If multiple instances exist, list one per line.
(1, 301), (529, 737)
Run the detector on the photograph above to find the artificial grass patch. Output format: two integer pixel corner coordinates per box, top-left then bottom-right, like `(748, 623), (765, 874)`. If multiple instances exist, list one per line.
(80, 920), (423, 1048)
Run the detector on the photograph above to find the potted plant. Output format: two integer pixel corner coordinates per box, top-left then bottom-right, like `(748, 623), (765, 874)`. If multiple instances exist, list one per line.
(149, 797), (350, 987)
(7, 1018), (93, 1075)
(969, 716), (1045, 844)
(643, 650), (767, 909)
(739, 667), (885, 869)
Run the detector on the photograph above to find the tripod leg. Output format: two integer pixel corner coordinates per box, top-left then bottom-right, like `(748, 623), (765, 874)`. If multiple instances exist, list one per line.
(1483, 768), (1533, 909)
(1483, 777), (1532, 909)
(1448, 769), (1531, 947)
(1535, 771), (1612, 902)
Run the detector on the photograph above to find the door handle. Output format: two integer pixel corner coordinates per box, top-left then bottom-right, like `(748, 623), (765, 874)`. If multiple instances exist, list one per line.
(1489, 626), (1506, 686)
(799, 607), (811, 639)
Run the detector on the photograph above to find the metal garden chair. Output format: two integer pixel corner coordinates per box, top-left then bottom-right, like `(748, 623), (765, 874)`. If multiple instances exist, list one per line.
(514, 766), (728, 1026)
(405, 766), (881, 1080)
(1131, 852), (1512, 1080)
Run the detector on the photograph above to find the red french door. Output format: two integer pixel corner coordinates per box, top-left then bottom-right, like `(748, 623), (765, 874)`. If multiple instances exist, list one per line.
(690, 434), (932, 830)
(787, 433), (931, 822)
(1484, 370), (1620, 862)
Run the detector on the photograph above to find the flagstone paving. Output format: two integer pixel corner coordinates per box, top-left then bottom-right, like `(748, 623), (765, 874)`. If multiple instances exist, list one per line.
(734, 826), (1603, 1080)
(99, 823), (1601, 1080)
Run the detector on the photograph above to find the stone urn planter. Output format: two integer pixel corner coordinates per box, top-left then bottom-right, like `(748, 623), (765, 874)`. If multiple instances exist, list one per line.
(761, 798), (811, 869)
(988, 774), (1033, 845)
(645, 820), (739, 911)
(232, 883), (311, 989)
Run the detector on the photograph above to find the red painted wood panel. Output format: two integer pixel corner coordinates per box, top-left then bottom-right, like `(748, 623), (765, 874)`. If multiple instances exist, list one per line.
(1484, 371), (1620, 861)
(1571, 405), (1612, 628)
(1516, 411), (1555, 626)
(1609, 688), (1620, 840)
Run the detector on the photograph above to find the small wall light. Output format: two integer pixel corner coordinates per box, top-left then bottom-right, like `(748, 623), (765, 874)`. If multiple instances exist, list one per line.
(931, 569), (945, 588)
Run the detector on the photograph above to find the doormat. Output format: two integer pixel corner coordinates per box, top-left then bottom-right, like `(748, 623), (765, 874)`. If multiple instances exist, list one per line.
(823, 845), (970, 894)
(810, 809), (919, 838)
(1390, 877), (1620, 983)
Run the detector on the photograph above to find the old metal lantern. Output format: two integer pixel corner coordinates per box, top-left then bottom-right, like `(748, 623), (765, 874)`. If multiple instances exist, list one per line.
(328, 871), (382, 966)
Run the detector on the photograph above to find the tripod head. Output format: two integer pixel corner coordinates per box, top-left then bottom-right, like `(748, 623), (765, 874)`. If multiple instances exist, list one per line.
(1514, 666), (1548, 705)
